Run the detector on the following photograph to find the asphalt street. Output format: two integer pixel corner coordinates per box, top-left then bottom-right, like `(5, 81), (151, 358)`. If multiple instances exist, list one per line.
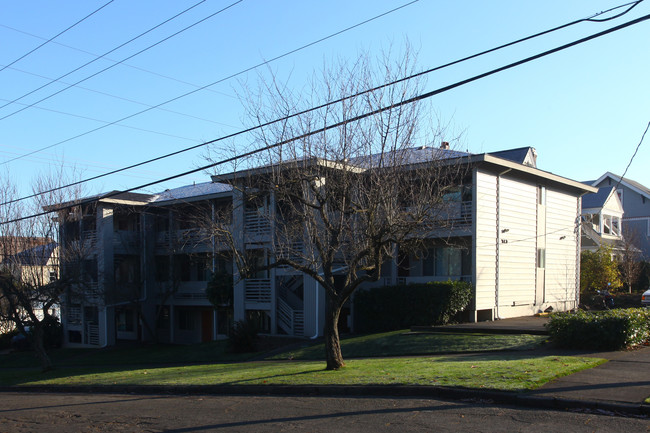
(0, 392), (648, 432)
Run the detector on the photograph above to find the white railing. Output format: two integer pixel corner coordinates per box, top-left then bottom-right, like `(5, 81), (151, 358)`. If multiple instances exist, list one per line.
(81, 230), (97, 248)
(244, 210), (271, 236)
(174, 228), (210, 248)
(446, 201), (472, 228)
(113, 231), (140, 249)
(277, 297), (304, 336)
(86, 323), (99, 345)
(245, 278), (272, 303)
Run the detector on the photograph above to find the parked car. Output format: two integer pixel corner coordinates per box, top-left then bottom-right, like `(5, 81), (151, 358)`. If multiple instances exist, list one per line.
(643, 289), (650, 307)
(10, 326), (32, 350)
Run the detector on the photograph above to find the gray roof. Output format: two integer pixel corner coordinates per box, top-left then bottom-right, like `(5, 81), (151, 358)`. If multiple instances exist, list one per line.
(348, 146), (470, 169)
(5, 242), (57, 266)
(151, 181), (232, 203)
(593, 172), (650, 199)
(582, 186), (615, 209)
(488, 147), (536, 167)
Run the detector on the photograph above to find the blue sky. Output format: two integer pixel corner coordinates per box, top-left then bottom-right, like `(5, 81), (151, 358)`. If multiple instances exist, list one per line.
(0, 0), (648, 199)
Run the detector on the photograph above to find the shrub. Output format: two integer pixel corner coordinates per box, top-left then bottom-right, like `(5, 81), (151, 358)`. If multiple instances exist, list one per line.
(547, 308), (650, 351)
(0, 328), (19, 350)
(41, 316), (63, 349)
(228, 320), (259, 353)
(353, 280), (473, 333)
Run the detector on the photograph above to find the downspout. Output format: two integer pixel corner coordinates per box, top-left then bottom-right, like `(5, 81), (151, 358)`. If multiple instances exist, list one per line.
(495, 168), (511, 320)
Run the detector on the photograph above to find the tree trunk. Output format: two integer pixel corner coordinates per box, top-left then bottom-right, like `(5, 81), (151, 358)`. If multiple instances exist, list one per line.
(32, 325), (53, 372)
(324, 296), (344, 370)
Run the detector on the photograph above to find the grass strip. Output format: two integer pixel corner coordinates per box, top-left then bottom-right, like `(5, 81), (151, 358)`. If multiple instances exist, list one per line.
(269, 331), (548, 360)
(2, 354), (605, 392)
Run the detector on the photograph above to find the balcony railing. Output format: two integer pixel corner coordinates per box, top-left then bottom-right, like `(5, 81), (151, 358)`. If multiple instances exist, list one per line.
(244, 210), (271, 236)
(245, 278), (272, 304)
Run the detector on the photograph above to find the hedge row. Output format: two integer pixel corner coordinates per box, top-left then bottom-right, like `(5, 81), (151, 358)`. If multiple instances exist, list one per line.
(547, 308), (650, 351)
(353, 280), (472, 333)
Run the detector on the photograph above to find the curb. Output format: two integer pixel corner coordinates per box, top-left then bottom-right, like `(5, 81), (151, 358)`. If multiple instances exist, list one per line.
(2, 384), (648, 418)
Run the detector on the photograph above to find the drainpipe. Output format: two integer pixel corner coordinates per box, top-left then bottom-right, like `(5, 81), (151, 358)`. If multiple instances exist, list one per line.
(495, 168), (511, 320)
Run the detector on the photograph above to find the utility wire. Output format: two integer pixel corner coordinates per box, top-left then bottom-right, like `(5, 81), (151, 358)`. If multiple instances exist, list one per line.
(612, 120), (650, 191)
(0, 0), (418, 166)
(0, 0), (216, 114)
(4, 10), (650, 225)
(0, 22), (236, 99)
(0, 0), (115, 74)
(1, 0), (644, 206)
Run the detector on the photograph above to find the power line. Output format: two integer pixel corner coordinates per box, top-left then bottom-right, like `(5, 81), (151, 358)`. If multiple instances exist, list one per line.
(0, 23), (237, 100)
(0, 0), (220, 116)
(0, 0), (115, 74)
(1, 1), (645, 207)
(0, 65), (238, 129)
(613, 119), (650, 191)
(4, 10), (650, 225)
(1, 0), (419, 166)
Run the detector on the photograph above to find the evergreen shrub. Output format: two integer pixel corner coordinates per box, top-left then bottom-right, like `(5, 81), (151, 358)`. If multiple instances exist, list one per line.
(353, 280), (472, 333)
(547, 308), (650, 351)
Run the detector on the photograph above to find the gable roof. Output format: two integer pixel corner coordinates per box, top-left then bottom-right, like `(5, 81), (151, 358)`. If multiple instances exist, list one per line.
(582, 186), (615, 209)
(488, 147), (537, 167)
(592, 172), (650, 200)
(4, 242), (57, 266)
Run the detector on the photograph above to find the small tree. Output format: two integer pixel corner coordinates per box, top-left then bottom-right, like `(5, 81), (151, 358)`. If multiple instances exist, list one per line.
(619, 227), (644, 293)
(0, 164), (84, 371)
(580, 246), (622, 294)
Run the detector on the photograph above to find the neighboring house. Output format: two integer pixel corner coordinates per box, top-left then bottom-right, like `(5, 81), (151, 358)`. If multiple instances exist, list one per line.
(53, 146), (596, 348)
(591, 173), (650, 259)
(580, 186), (626, 256)
(1, 242), (60, 321)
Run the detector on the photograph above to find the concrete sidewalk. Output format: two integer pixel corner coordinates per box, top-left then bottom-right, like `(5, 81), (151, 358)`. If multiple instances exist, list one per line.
(2, 316), (649, 417)
(426, 315), (650, 415)
(529, 344), (650, 410)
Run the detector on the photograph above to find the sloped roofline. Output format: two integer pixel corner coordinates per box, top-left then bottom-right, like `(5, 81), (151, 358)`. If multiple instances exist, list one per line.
(592, 172), (650, 200)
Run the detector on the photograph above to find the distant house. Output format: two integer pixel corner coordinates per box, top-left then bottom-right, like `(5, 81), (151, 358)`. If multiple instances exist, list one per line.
(580, 186), (625, 256)
(1, 242), (59, 321)
(51, 146), (596, 348)
(591, 173), (650, 259)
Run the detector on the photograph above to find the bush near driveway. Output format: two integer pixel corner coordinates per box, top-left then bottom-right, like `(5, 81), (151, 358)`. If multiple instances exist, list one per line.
(547, 308), (650, 351)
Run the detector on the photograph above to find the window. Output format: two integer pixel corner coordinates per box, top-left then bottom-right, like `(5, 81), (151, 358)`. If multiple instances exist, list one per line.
(537, 185), (546, 205)
(421, 246), (469, 277)
(178, 309), (195, 331)
(537, 248), (546, 268)
(116, 308), (134, 332)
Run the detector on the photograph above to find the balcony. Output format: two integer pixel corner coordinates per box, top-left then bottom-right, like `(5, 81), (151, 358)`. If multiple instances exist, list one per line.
(244, 210), (271, 238)
(245, 278), (272, 305)
(113, 231), (141, 251)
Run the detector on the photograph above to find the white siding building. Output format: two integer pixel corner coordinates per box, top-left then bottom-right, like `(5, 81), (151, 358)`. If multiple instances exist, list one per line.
(56, 146), (596, 347)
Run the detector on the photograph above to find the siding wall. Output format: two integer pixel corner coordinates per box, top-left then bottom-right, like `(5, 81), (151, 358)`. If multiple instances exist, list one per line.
(474, 170), (497, 310)
(495, 176), (537, 307)
(544, 188), (579, 307)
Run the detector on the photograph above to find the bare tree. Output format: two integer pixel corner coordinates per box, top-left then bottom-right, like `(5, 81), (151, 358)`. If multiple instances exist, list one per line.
(210, 48), (467, 370)
(0, 165), (84, 371)
(620, 226), (644, 293)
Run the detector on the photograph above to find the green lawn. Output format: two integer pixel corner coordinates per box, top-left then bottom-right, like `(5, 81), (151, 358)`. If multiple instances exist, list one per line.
(0, 330), (606, 392)
(1, 354), (604, 392)
(270, 331), (548, 360)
